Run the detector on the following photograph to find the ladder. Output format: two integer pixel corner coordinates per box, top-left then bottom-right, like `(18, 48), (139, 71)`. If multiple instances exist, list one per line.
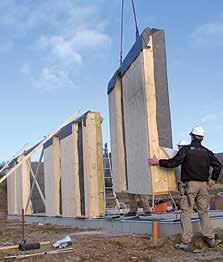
(103, 145), (122, 216)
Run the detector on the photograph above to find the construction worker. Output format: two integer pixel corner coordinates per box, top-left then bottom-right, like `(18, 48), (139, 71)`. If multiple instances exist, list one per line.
(176, 139), (188, 183)
(148, 126), (221, 251)
(177, 139), (187, 150)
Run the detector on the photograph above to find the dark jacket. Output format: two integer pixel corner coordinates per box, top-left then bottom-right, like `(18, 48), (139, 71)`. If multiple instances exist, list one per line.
(159, 140), (221, 182)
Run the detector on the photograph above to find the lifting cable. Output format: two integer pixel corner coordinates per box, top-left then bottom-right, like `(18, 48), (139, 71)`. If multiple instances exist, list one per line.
(131, 0), (139, 40)
(120, 0), (124, 65)
(120, 0), (140, 66)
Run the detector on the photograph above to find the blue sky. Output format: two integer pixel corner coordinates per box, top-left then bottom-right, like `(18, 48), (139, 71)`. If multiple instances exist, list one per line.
(1, 0), (223, 161)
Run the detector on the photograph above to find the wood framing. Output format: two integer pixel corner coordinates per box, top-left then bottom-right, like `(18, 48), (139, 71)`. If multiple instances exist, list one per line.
(108, 28), (176, 195)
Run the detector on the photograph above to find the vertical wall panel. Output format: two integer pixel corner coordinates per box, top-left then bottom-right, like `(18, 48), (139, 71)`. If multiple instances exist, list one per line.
(44, 136), (61, 216)
(60, 124), (81, 217)
(15, 157), (32, 214)
(108, 78), (127, 192)
(7, 170), (17, 215)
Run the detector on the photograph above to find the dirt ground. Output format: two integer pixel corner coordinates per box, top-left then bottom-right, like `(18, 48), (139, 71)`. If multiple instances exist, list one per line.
(0, 221), (223, 262)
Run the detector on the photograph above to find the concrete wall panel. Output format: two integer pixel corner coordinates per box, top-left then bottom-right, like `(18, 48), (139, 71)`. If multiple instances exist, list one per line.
(122, 54), (151, 194)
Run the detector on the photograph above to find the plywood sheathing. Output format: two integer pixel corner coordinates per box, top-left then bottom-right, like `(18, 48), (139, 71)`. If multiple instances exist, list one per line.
(108, 76), (127, 193)
(60, 124), (81, 217)
(44, 136), (61, 216)
(82, 113), (104, 217)
(15, 156), (32, 214)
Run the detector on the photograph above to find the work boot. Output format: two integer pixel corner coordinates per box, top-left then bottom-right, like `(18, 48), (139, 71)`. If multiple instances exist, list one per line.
(175, 242), (193, 252)
(204, 237), (216, 248)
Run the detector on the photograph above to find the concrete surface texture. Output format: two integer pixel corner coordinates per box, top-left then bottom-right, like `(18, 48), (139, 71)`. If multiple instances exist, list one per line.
(108, 76), (127, 193)
(8, 210), (223, 237)
(108, 28), (176, 195)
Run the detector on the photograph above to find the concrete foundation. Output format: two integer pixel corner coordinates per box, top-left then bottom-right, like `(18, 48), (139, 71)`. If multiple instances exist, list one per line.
(8, 211), (223, 237)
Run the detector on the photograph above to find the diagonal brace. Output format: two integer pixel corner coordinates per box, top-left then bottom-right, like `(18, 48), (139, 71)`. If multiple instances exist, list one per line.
(25, 151), (45, 212)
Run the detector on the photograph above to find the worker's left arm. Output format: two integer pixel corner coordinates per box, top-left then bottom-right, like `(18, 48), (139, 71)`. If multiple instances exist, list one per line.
(209, 151), (222, 182)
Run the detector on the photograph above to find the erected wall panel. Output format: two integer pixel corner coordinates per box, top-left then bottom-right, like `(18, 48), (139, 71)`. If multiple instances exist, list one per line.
(44, 137), (61, 216)
(108, 79), (127, 193)
(82, 113), (99, 217)
(7, 171), (17, 215)
(60, 126), (81, 217)
(82, 113), (104, 217)
(15, 157), (32, 214)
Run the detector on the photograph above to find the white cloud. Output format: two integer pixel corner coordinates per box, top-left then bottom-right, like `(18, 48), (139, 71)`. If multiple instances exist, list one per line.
(0, 0), (111, 92)
(37, 29), (111, 65)
(191, 21), (223, 46)
(32, 67), (76, 92)
(38, 35), (82, 64)
(72, 29), (111, 49)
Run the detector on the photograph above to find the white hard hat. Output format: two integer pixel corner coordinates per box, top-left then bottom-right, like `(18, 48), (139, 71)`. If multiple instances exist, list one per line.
(191, 126), (205, 137)
(177, 139), (187, 146)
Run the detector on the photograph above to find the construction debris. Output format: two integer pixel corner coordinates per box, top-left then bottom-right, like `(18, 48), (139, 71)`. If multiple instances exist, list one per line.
(5, 247), (73, 260)
(52, 235), (72, 249)
(0, 240), (50, 251)
(0, 222), (223, 261)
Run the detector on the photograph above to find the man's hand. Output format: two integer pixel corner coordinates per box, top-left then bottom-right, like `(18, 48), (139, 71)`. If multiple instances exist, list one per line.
(148, 155), (159, 166)
(208, 179), (216, 187)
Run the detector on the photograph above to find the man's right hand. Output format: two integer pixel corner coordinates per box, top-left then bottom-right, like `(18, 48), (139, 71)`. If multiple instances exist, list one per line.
(148, 155), (159, 166)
